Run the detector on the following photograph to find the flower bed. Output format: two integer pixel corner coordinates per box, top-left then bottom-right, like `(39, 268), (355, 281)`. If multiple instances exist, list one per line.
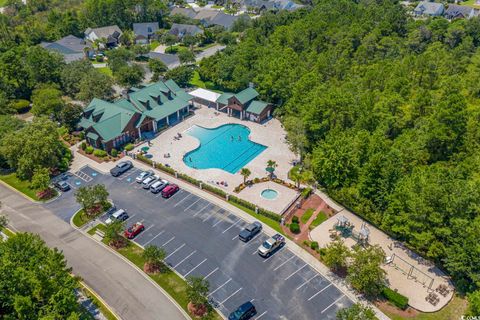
(234, 176), (299, 193)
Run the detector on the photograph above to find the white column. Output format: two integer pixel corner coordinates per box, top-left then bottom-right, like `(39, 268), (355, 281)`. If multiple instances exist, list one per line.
(152, 120), (157, 132)
(177, 110), (180, 118)
(216, 103), (219, 110)
(166, 116), (170, 126)
(187, 105), (190, 113)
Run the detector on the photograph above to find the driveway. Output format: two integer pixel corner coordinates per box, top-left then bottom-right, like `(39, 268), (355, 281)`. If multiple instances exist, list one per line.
(0, 183), (187, 320)
(195, 45), (226, 62)
(45, 166), (354, 319)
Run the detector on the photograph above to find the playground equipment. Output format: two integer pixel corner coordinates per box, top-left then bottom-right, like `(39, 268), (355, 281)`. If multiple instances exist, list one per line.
(388, 253), (435, 291)
(332, 216), (370, 246)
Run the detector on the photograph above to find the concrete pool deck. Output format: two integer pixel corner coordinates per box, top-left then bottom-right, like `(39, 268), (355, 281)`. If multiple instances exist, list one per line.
(133, 106), (299, 214)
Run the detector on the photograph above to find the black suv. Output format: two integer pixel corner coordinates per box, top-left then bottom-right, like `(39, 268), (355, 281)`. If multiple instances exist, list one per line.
(238, 222), (262, 242)
(110, 161), (133, 177)
(228, 302), (256, 320)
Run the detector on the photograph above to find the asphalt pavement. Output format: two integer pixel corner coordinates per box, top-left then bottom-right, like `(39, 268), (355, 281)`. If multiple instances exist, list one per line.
(45, 165), (353, 319)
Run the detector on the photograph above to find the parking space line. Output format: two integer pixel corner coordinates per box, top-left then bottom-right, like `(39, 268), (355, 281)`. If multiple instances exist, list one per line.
(284, 264), (308, 280)
(143, 230), (165, 246)
(194, 203), (210, 217)
(296, 275), (317, 290)
(165, 243), (185, 259)
(118, 169), (138, 180)
(273, 256), (295, 271)
(320, 295), (345, 313)
(184, 198), (201, 212)
(161, 236), (175, 247)
(255, 311), (268, 319)
(220, 287), (242, 304)
(262, 247), (285, 262)
(139, 224), (155, 235)
(222, 219), (241, 234)
(208, 278), (231, 297)
(252, 250), (258, 255)
(174, 250), (197, 268)
(307, 283), (332, 301)
(184, 258), (207, 277)
(231, 235), (238, 240)
(173, 194), (191, 207)
(203, 267), (218, 280)
(126, 214), (136, 221)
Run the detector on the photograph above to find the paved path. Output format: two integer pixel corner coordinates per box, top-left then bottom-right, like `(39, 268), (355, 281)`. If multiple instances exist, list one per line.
(0, 184), (188, 320)
(195, 45), (226, 62)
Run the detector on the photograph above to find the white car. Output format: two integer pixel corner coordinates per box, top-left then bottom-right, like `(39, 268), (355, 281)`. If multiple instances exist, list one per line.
(142, 175), (159, 189)
(105, 209), (128, 225)
(150, 179), (169, 193)
(136, 170), (154, 183)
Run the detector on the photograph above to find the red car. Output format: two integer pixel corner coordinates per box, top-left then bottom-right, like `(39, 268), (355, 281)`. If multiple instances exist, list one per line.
(161, 184), (179, 198)
(124, 222), (145, 239)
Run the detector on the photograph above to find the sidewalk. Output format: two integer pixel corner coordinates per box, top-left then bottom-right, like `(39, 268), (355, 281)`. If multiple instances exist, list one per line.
(83, 153), (390, 319)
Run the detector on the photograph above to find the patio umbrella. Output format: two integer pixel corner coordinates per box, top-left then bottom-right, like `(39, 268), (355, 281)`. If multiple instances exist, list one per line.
(141, 146), (150, 152)
(265, 167), (275, 173)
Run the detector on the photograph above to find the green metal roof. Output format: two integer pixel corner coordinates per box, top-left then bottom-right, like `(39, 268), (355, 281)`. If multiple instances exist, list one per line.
(86, 132), (99, 140)
(246, 100), (269, 115)
(144, 99), (190, 121)
(235, 87), (259, 105)
(216, 92), (234, 105)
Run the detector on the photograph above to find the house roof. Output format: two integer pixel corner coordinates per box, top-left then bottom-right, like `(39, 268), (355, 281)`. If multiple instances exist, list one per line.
(170, 7), (197, 19)
(189, 88), (221, 103)
(194, 9), (219, 21)
(246, 100), (269, 115)
(235, 87), (259, 104)
(56, 35), (91, 52)
(86, 132), (99, 140)
(85, 25), (123, 39)
(39, 35), (90, 63)
(445, 4), (474, 18)
(133, 22), (159, 37)
(169, 23), (204, 37)
(216, 92), (234, 105)
(414, 1), (444, 15)
(244, 0), (275, 9)
(147, 52), (180, 69)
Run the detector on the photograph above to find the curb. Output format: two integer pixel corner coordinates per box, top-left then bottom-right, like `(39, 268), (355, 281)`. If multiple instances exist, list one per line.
(72, 222), (191, 320)
(0, 180), (61, 204)
(79, 281), (123, 320)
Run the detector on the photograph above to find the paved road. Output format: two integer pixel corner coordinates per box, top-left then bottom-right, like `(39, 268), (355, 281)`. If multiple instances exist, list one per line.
(195, 45), (226, 62)
(46, 166), (353, 319)
(0, 184), (187, 320)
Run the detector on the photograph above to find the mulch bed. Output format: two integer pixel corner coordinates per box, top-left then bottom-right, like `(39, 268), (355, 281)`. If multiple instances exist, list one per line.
(187, 302), (208, 318)
(77, 148), (123, 163)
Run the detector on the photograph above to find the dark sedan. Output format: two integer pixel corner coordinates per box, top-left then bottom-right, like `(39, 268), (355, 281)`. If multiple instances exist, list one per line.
(110, 161), (133, 177)
(238, 221), (262, 242)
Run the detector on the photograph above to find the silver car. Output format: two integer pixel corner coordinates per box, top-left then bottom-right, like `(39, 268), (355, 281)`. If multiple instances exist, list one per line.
(136, 170), (154, 183)
(142, 175), (159, 189)
(150, 179), (169, 194)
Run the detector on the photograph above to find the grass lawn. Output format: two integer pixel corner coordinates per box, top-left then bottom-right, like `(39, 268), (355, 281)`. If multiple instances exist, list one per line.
(73, 203), (112, 228)
(97, 67), (113, 77)
(189, 71), (223, 93)
(1, 228), (15, 238)
(309, 211), (328, 230)
(380, 295), (468, 320)
(301, 208), (315, 225)
(79, 285), (118, 320)
(228, 201), (284, 235)
(149, 41), (160, 51)
(87, 223), (107, 236)
(460, 0), (480, 8)
(116, 242), (222, 319)
(0, 173), (40, 201)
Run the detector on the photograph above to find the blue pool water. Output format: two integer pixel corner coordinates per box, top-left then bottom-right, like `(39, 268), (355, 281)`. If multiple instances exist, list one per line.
(184, 124), (267, 174)
(261, 189), (278, 200)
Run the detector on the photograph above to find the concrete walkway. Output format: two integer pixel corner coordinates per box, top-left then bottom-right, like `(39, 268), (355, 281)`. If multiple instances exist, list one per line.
(0, 184), (188, 320)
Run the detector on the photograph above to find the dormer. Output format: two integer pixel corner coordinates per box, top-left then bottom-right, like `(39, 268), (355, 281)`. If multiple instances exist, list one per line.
(138, 98), (150, 109)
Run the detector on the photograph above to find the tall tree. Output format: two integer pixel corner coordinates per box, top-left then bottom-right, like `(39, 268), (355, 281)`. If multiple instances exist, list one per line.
(347, 245), (386, 297)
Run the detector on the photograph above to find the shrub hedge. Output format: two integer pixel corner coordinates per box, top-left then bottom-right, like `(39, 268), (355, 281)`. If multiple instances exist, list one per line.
(80, 142), (87, 150)
(310, 241), (319, 250)
(382, 286), (409, 310)
(110, 148), (118, 157)
(93, 149), (107, 158)
(290, 223), (300, 234)
(292, 216), (299, 224)
(85, 146), (94, 154)
(301, 187), (312, 199)
(124, 143), (134, 151)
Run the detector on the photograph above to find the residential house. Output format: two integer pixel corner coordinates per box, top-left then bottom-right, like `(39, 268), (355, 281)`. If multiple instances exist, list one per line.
(170, 7), (197, 19)
(147, 52), (181, 69)
(133, 22), (159, 44)
(244, 0), (275, 13)
(80, 80), (192, 151)
(169, 23), (204, 39)
(444, 4), (476, 19)
(85, 25), (123, 48)
(413, 1), (444, 17)
(216, 87), (272, 123)
(40, 35), (93, 63)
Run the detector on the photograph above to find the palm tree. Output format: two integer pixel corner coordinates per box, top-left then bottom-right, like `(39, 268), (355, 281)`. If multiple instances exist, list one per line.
(266, 160), (277, 179)
(240, 168), (251, 184)
(142, 245), (166, 274)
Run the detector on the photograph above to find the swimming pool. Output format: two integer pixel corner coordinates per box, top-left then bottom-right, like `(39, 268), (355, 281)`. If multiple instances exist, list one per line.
(184, 124), (267, 174)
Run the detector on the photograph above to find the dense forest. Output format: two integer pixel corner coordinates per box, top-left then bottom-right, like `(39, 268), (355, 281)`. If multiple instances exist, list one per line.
(199, 0), (480, 292)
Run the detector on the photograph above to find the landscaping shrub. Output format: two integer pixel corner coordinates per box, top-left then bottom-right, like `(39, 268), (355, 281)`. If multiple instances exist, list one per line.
(85, 146), (94, 154)
(310, 241), (319, 250)
(80, 142), (87, 150)
(228, 195), (281, 222)
(253, 177), (260, 183)
(177, 172), (201, 186)
(124, 143), (134, 151)
(382, 286), (409, 310)
(95, 55), (104, 62)
(292, 216), (299, 224)
(110, 148), (118, 157)
(93, 149), (107, 158)
(289, 222), (300, 234)
(202, 184), (227, 197)
(301, 187), (312, 199)
(10, 99), (30, 113)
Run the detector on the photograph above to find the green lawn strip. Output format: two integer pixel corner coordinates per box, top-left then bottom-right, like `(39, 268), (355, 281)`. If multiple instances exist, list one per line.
(460, 0), (480, 8)
(149, 41), (160, 51)
(300, 208), (315, 225)
(73, 203), (112, 228)
(0, 0), (7, 6)
(87, 224), (107, 236)
(380, 294), (467, 320)
(79, 285), (118, 320)
(309, 211), (328, 230)
(116, 242), (222, 320)
(0, 173), (40, 201)
(97, 67), (113, 77)
(1, 227), (15, 238)
(227, 200), (284, 235)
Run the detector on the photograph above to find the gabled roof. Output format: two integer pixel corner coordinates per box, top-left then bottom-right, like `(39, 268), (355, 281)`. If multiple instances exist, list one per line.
(194, 9), (219, 21)
(216, 92), (234, 105)
(133, 22), (159, 37)
(445, 4), (474, 18)
(414, 1), (444, 15)
(246, 100), (269, 115)
(147, 52), (180, 69)
(39, 35), (90, 63)
(170, 7), (197, 19)
(235, 87), (259, 104)
(85, 25), (123, 39)
(169, 23), (204, 37)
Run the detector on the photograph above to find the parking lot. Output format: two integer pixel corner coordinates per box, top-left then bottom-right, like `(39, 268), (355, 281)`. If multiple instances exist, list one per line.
(46, 165), (353, 319)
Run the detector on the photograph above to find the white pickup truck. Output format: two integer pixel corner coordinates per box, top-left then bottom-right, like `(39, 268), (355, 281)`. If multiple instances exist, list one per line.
(258, 234), (285, 258)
